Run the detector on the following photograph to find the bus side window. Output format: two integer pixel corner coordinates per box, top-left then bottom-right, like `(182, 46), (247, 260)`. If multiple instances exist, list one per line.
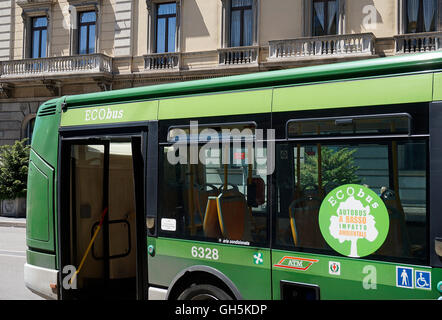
(158, 143), (268, 245)
(274, 140), (427, 264)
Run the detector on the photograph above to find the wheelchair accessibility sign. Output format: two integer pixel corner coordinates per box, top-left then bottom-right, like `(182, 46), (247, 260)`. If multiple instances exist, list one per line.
(396, 266), (431, 290)
(415, 270), (431, 290)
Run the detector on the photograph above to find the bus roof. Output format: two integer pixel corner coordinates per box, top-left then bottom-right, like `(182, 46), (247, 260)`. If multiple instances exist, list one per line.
(64, 51), (442, 108)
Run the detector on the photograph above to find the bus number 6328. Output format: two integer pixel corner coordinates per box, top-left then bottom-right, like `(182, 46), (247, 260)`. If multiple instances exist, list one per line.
(191, 246), (219, 260)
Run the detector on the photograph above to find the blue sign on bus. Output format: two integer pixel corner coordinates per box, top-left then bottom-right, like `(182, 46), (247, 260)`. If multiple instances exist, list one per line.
(396, 267), (413, 289)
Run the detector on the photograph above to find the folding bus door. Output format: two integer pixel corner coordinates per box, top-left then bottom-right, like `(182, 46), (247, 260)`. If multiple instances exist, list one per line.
(59, 136), (147, 300)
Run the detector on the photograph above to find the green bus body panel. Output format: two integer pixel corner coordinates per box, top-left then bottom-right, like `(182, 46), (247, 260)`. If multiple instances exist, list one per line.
(31, 100), (62, 167)
(148, 238), (271, 299)
(60, 100), (159, 127)
(272, 250), (442, 299)
(158, 89), (272, 120)
(63, 52), (442, 108)
(273, 73), (433, 112)
(26, 250), (57, 270)
(26, 149), (55, 252)
(433, 72), (442, 101)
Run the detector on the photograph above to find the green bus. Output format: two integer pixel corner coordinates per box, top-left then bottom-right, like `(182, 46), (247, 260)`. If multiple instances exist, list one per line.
(24, 51), (442, 300)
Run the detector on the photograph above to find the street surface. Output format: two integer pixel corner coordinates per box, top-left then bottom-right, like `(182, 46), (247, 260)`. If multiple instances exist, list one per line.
(0, 226), (43, 300)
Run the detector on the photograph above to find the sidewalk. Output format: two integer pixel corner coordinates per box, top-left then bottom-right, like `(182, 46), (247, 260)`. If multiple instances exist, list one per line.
(0, 216), (26, 228)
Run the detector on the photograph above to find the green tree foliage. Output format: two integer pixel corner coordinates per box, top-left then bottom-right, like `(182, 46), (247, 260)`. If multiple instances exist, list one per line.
(0, 139), (30, 200)
(300, 146), (361, 192)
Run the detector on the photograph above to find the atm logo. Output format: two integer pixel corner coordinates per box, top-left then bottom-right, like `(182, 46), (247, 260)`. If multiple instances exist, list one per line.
(274, 256), (319, 271)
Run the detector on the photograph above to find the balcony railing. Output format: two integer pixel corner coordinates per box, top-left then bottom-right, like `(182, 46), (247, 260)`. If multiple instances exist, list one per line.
(218, 46), (259, 65)
(144, 52), (180, 70)
(394, 32), (442, 54)
(0, 53), (112, 78)
(268, 33), (376, 60)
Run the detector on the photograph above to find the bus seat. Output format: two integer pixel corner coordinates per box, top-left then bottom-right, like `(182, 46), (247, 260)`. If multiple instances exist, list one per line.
(217, 187), (246, 240)
(288, 205), (299, 246)
(203, 196), (222, 239)
(288, 196), (324, 248)
(378, 198), (411, 257)
(194, 184), (219, 222)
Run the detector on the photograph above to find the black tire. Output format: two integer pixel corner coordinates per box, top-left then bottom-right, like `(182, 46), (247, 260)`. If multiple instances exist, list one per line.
(177, 284), (233, 300)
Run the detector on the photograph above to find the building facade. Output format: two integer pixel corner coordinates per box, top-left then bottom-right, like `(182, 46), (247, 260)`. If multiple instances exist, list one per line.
(0, 0), (441, 145)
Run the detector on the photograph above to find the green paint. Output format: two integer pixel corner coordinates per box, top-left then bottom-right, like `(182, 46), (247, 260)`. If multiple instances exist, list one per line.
(64, 51), (442, 108)
(271, 250), (441, 299)
(158, 89), (272, 120)
(60, 100), (158, 127)
(148, 237), (271, 299)
(433, 72), (442, 101)
(26, 250), (56, 270)
(318, 184), (389, 258)
(26, 149), (55, 252)
(273, 73), (433, 112)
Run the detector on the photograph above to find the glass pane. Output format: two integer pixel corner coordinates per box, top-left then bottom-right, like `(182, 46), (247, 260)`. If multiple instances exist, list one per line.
(243, 8), (253, 46)
(230, 10), (241, 47)
(32, 30), (40, 58)
(287, 114), (411, 138)
(313, 1), (326, 36)
(33, 16), (47, 28)
(80, 11), (96, 23)
(88, 25), (95, 53)
(79, 25), (88, 54)
(71, 144), (105, 287)
(159, 141), (268, 245)
(158, 3), (176, 15)
(232, 0), (253, 8)
(407, 0), (420, 32)
(156, 17), (166, 53)
(167, 17), (176, 52)
(40, 29), (47, 58)
(327, 0), (337, 34)
(423, 0), (437, 32)
(274, 140), (427, 265)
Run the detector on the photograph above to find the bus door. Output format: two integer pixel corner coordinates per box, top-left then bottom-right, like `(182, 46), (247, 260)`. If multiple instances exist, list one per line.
(58, 129), (148, 300)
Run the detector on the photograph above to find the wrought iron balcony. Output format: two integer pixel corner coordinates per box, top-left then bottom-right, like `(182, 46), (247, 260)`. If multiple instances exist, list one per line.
(0, 53), (112, 79)
(268, 33), (376, 60)
(394, 32), (442, 54)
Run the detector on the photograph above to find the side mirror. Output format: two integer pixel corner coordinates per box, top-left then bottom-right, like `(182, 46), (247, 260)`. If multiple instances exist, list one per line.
(436, 238), (442, 257)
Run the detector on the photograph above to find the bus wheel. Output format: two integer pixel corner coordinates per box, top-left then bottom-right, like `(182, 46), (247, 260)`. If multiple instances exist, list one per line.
(177, 284), (233, 300)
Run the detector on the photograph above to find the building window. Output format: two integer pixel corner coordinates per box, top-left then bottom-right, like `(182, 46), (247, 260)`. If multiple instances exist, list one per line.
(405, 0), (437, 33)
(230, 0), (253, 47)
(31, 17), (47, 58)
(312, 0), (338, 36)
(78, 11), (96, 54)
(156, 3), (177, 53)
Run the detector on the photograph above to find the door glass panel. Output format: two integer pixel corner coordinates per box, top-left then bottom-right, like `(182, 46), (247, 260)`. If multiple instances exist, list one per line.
(70, 144), (105, 288)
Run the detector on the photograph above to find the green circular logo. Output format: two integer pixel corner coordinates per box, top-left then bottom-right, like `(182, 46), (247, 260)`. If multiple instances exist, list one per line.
(318, 184), (389, 258)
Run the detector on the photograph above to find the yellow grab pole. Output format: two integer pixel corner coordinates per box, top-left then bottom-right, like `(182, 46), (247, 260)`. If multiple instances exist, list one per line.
(70, 207), (108, 285)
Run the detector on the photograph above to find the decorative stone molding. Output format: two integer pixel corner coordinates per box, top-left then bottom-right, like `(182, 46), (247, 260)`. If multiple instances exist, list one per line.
(42, 80), (61, 96)
(0, 83), (13, 98)
(93, 77), (112, 91)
